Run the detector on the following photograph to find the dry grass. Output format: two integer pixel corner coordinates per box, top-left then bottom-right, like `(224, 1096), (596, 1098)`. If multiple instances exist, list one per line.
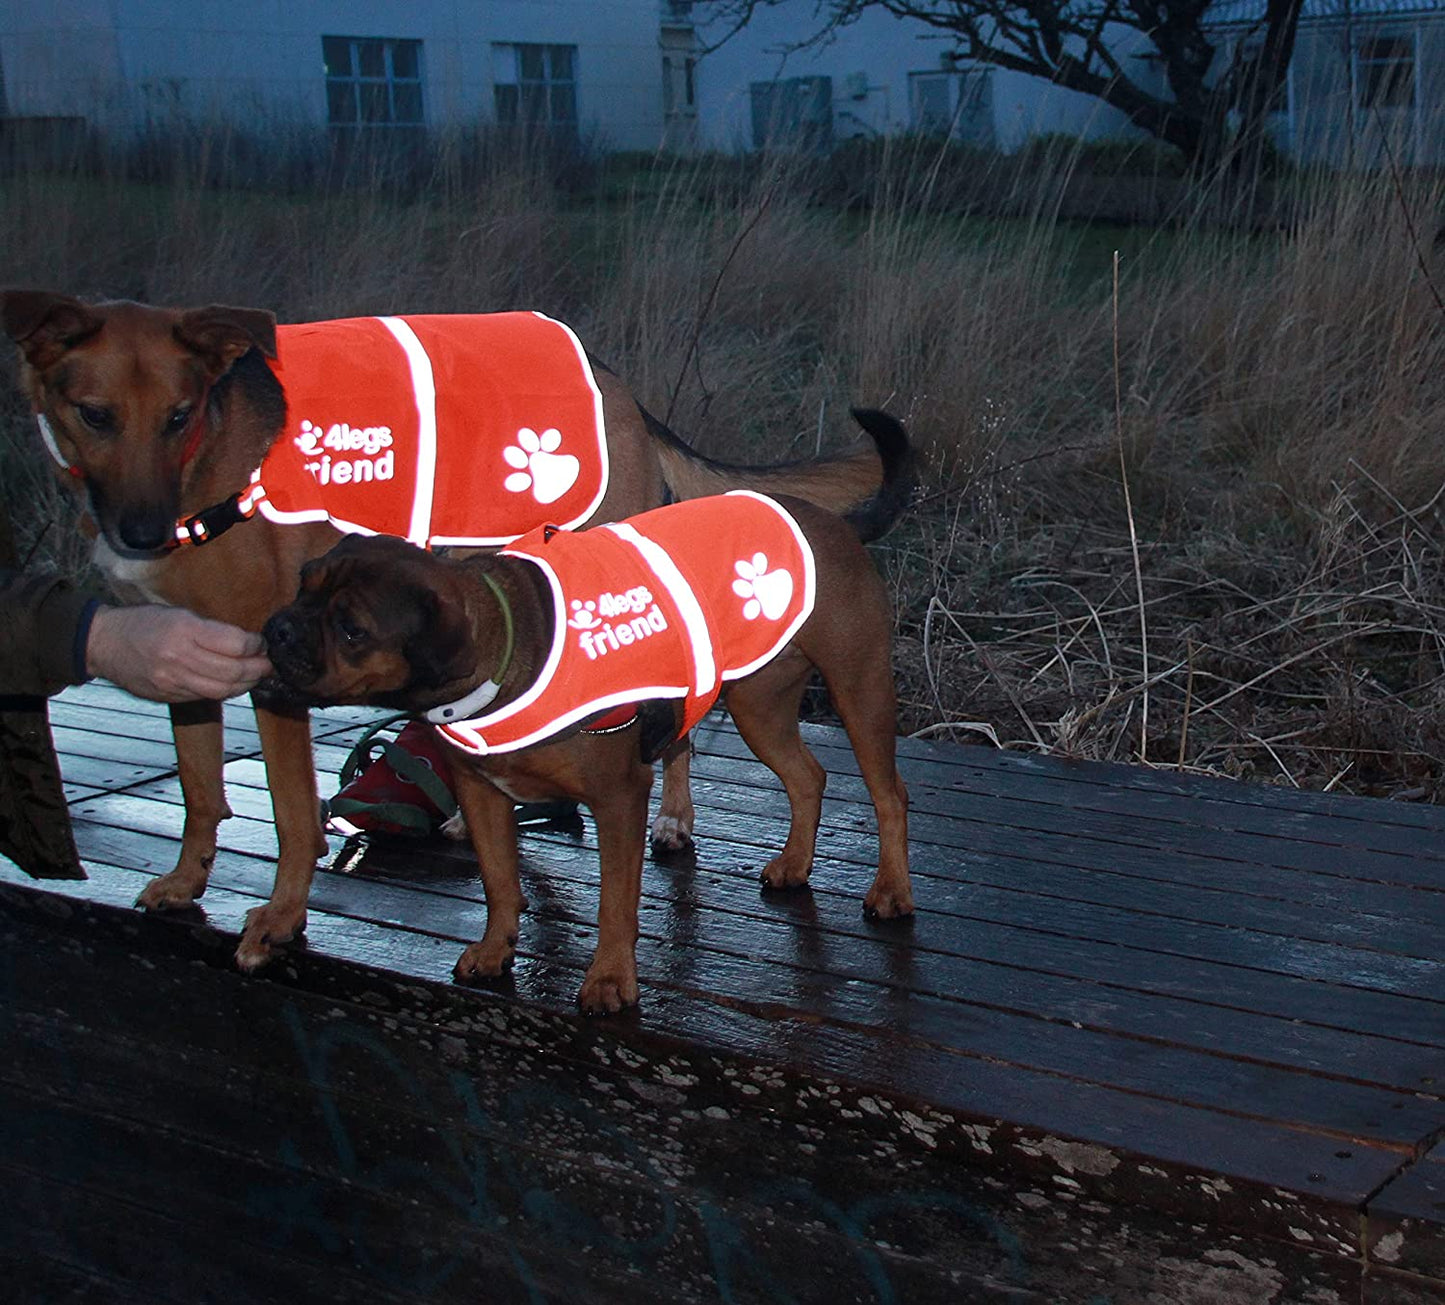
(4, 145), (1445, 797)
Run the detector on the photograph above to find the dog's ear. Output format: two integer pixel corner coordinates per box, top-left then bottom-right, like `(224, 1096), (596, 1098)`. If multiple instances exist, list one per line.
(175, 304), (278, 377)
(1, 290), (104, 369)
(402, 584), (475, 693)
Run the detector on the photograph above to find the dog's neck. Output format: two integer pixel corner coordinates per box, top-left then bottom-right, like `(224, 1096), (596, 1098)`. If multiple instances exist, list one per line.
(425, 558), (551, 724)
(424, 570), (515, 724)
(187, 349), (287, 501)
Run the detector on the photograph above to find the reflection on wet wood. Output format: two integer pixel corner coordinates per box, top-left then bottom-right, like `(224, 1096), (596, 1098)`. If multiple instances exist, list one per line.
(4, 681), (1445, 1302)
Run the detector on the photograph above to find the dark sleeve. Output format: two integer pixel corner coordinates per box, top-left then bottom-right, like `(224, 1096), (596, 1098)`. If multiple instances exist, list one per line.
(0, 566), (100, 700)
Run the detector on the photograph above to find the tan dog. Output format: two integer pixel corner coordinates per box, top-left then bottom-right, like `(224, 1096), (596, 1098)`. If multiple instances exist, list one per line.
(264, 412), (914, 1012)
(2, 291), (897, 972)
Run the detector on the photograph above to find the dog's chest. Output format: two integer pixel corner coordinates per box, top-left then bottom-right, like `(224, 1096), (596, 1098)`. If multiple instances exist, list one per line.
(93, 539), (170, 604)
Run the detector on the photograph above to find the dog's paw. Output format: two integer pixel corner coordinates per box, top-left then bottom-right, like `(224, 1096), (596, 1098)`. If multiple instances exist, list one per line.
(135, 869), (209, 912)
(439, 809), (470, 842)
(650, 813), (694, 855)
(236, 902), (307, 971)
(759, 855), (812, 891)
(863, 880), (915, 920)
(577, 967), (639, 1016)
(453, 938), (515, 982)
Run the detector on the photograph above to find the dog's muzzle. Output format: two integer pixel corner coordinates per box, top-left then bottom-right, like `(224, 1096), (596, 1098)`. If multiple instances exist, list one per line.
(262, 610), (321, 688)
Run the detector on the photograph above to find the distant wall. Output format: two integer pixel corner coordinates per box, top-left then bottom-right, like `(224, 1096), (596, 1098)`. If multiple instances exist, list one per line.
(0, 0), (667, 150)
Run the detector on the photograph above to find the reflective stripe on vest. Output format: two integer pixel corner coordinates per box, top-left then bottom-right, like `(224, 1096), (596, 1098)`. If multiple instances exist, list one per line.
(440, 491), (816, 757)
(250, 312), (609, 546)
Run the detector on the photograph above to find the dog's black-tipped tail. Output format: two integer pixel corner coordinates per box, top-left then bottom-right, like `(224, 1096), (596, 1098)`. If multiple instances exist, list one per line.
(843, 408), (915, 544)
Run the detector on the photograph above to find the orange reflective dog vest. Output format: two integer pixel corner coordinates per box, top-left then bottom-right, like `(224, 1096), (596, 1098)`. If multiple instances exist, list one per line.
(249, 312), (609, 546)
(437, 491), (817, 756)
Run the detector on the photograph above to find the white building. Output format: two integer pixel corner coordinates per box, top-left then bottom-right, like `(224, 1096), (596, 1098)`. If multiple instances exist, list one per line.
(687, 2), (1161, 153)
(1214, 0), (1445, 167)
(3, 0), (1440, 166)
(688, 0), (1445, 166)
(0, 0), (679, 151)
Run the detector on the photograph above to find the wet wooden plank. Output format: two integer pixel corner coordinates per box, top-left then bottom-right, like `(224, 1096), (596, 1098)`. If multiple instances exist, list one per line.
(61, 786), (1445, 1060)
(0, 847), (1421, 1230)
(774, 723), (1445, 846)
(886, 725), (1445, 833)
(22, 681), (1445, 1295)
(59, 778), (1445, 1094)
(5, 880), (1396, 1304)
(0, 871), (1406, 1249)
(695, 739), (1445, 890)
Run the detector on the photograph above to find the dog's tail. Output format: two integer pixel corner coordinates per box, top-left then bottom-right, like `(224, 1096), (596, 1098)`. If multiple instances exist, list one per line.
(839, 408), (915, 544)
(646, 406), (914, 531)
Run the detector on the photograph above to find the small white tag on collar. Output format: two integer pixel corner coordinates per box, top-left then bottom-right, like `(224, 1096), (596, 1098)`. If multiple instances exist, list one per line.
(425, 678), (501, 724)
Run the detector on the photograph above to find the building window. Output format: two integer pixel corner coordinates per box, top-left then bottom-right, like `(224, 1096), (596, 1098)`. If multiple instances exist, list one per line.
(908, 69), (994, 147)
(1356, 34), (1415, 110)
(750, 76), (833, 152)
(662, 54), (697, 117)
(323, 36), (424, 126)
(493, 44), (578, 130)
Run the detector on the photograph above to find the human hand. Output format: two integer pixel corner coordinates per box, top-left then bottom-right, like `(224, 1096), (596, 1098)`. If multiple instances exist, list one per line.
(86, 604), (274, 702)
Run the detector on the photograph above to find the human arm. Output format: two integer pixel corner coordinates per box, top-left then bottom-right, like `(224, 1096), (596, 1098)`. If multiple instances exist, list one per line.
(1, 566), (272, 702)
(83, 604), (273, 702)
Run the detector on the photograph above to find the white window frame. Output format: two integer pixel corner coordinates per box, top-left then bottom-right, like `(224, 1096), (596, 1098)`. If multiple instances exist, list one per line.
(323, 36), (424, 128)
(492, 43), (579, 131)
(1354, 29), (1417, 112)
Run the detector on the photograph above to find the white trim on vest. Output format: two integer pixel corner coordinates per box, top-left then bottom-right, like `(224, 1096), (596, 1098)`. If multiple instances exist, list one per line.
(604, 520), (719, 702)
(439, 549), (696, 756)
(377, 316), (438, 546)
(717, 489), (819, 681)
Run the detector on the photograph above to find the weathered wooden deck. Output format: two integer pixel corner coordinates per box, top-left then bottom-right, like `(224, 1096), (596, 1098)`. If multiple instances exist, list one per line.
(5, 678), (1445, 1302)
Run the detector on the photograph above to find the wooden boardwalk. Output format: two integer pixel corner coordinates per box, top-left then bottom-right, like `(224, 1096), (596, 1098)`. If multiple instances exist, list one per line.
(5, 678), (1445, 1302)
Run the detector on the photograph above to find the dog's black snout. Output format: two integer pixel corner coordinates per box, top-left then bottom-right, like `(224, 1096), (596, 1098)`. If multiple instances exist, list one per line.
(115, 507), (173, 554)
(262, 611), (297, 655)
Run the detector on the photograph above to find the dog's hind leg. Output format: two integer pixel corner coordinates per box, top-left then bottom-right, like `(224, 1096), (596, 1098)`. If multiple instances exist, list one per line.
(723, 650), (826, 892)
(451, 765), (529, 984)
(651, 739), (695, 853)
(135, 700), (229, 911)
(820, 653), (912, 921)
(235, 702), (328, 971)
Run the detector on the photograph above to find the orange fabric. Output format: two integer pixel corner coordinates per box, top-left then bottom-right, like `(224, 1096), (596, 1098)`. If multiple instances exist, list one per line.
(251, 312), (609, 546)
(440, 491), (816, 756)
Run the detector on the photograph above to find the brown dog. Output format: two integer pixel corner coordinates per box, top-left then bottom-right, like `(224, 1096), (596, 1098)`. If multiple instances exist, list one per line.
(264, 411), (914, 1012)
(2, 291), (897, 972)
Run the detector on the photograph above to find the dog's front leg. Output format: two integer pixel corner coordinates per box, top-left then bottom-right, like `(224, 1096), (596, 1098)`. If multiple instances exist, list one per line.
(579, 767), (652, 1014)
(235, 699), (327, 971)
(452, 766), (528, 982)
(136, 699), (229, 910)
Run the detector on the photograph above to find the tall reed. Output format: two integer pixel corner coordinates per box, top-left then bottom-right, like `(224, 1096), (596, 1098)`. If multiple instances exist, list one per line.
(4, 137), (1443, 791)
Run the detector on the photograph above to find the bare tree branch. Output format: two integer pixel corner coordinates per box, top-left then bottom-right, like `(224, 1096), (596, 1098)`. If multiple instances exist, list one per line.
(700, 0), (1305, 175)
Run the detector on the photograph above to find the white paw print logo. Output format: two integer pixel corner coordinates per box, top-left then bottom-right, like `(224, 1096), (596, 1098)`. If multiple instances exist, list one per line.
(568, 599), (600, 630)
(732, 553), (794, 621)
(503, 427), (581, 506)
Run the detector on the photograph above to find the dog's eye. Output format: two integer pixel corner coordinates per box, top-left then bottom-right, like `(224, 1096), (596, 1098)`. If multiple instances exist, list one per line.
(335, 614), (369, 647)
(75, 404), (112, 432)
